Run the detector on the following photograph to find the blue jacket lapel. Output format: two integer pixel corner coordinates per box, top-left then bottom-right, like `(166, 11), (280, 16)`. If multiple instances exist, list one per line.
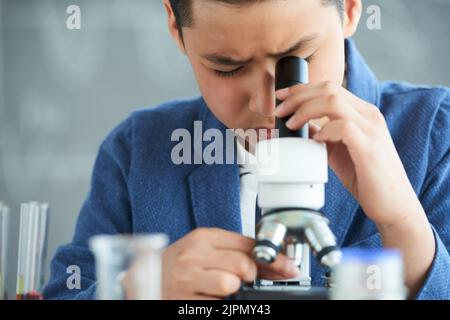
(187, 102), (242, 234)
(188, 163), (242, 233)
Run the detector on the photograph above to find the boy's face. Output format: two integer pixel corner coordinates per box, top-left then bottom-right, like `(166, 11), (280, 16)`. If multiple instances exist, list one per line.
(166, 0), (361, 135)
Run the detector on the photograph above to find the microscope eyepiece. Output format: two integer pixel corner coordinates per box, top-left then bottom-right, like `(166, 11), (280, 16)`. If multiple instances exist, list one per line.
(275, 56), (309, 91)
(275, 56), (309, 138)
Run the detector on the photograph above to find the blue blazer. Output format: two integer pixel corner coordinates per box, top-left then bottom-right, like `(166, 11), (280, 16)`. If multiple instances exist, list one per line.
(44, 40), (450, 300)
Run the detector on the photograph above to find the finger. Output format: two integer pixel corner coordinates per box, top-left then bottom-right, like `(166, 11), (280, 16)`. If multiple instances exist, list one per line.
(308, 119), (336, 158)
(187, 294), (222, 300)
(200, 249), (258, 283)
(275, 80), (339, 100)
(276, 83), (325, 117)
(257, 253), (300, 280)
(170, 293), (221, 300)
(191, 228), (255, 253)
(276, 81), (348, 117)
(186, 294), (221, 300)
(313, 119), (369, 163)
(276, 82), (372, 119)
(207, 228), (256, 253)
(193, 269), (242, 297)
(285, 95), (365, 131)
(308, 120), (322, 137)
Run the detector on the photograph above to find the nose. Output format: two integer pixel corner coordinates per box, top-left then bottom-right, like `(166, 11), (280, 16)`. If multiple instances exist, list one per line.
(248, 68), (276, 117)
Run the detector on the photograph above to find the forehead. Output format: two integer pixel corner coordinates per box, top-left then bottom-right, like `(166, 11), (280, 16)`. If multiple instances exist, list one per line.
(186, 0), (337, 58)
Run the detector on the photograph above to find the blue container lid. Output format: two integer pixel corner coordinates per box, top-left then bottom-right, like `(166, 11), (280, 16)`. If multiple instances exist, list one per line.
(341, 248), (402, 263)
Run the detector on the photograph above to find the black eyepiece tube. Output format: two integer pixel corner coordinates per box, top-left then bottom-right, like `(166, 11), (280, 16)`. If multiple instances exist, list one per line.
(275, 56), (309, 138)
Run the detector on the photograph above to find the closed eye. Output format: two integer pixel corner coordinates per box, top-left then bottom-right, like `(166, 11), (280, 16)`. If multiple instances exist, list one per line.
(305, 54), (314, 63)
(214, 66), (244, 78)
(213, 54), (312, 78)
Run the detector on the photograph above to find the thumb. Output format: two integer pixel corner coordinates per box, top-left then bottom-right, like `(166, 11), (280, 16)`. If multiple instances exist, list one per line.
(309, 120), (336, 157)
(256, 254), (300, 280)
(309, 120), (322, 138)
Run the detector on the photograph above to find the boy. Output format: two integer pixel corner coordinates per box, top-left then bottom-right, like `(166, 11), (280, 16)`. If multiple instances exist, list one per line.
(44, 0), (450, 299)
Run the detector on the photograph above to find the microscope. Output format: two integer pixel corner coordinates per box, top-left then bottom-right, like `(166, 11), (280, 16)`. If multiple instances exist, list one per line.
(236, 57), (342, 300)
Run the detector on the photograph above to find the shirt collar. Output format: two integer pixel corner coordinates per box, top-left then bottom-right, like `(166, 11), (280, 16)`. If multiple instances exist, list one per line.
(236, 137), (257, 171)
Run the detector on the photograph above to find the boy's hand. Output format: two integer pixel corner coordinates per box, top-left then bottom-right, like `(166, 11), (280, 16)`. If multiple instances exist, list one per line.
(275, 81), (425, 231)
(158, 228), (299, 300)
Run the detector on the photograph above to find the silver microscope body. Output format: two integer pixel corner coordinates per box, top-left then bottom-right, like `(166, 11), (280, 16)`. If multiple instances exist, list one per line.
(251, 57), (342, 293)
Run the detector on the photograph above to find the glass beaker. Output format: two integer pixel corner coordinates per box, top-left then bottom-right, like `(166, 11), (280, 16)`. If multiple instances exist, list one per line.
(89, 233), (168, 300)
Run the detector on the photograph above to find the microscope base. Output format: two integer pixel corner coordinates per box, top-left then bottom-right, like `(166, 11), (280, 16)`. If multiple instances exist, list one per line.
(232, 285), (330, 300)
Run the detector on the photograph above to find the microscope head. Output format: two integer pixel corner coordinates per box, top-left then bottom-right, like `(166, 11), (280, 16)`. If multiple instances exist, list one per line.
(252, 56), (342, 270)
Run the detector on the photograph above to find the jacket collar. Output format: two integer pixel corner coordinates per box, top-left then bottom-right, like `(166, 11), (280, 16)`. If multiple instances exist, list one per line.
(346, 39), (380, 108)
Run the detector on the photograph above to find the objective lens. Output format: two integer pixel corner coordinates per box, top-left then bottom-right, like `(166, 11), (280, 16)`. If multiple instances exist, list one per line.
(253, 221), (287, 264)
(304, 220), (341, 268)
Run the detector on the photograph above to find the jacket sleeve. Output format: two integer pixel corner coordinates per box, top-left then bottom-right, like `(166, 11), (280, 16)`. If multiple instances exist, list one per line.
(344, 92), (450, 300)
(43, 117), (134, 300)
(414, 93), (450, 300)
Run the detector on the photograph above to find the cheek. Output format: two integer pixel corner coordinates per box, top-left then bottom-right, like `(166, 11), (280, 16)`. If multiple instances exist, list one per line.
(192, 65), (250, 127)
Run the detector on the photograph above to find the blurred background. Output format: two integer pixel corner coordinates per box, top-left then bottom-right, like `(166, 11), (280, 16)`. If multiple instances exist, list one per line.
(0, 0), (449, 299)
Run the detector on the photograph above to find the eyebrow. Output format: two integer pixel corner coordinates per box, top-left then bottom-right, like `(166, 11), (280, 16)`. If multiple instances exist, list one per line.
(201, 33), (318, 66)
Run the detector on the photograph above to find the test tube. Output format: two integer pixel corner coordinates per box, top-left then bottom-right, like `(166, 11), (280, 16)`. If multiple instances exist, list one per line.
(0, 202), (9, 300)
(16, 202), (49, 300)
(90, 234), (168, 300)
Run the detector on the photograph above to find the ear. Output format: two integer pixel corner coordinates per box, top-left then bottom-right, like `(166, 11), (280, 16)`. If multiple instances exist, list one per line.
(163, 0), (187, 55)
(342, 0), (362, 38)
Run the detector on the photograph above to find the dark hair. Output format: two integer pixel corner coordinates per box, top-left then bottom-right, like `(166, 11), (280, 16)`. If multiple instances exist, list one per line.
(169, 0), (345, 34)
